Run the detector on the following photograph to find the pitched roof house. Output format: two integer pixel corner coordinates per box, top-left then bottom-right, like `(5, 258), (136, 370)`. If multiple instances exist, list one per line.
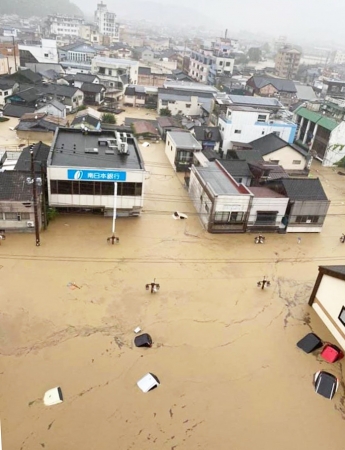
(249, 133), (309, 173)
(266, 177), (330, 232)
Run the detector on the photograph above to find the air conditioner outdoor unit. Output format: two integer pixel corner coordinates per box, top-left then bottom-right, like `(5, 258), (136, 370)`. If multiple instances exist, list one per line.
(27, 221), (34, 228)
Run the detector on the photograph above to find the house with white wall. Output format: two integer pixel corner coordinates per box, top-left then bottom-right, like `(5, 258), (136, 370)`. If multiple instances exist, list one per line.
(249, 133), (309, 173)
(165, 131), (202, 172)
(218, 105), (297, 156)
(19, 39), (58, 66)
(189, 161), (252, 233)
(246, 187), (289, 232)
(309, 265), (345, 351)
(157, 88), (214, 117)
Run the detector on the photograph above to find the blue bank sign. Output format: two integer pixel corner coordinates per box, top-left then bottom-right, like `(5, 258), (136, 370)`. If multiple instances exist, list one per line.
(67, 169), (127, 182)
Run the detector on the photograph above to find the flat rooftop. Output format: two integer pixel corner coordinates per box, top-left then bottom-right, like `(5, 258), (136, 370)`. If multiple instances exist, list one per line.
(49, 128), (144, 170)
(196, 162), (250, 195)
(168, 131), (202, 150)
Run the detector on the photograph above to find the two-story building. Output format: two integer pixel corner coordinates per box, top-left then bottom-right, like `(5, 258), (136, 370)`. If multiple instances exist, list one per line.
(246, 76), (297, 106)
(47, 128), (146, 217)
(218, 105), (297, 156)
(157, 88), (214, 117)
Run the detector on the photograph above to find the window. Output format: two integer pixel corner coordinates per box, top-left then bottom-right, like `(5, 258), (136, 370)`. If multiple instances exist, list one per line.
(205, 203), (209, 213)
(219, 61), (223, 66)
(44, 53), (49, 57)
(21, 212), (30, 220)
(162, 100), (168, 106)
(295, 215), (319, 224)
(178, 150), (191, 162)
(339, 306), (345, 326)
(292, 160), (301, 165)
(270, 159), (279, 164)
(5, 212), (18, 220)
(186, 104), (191, 108)
(225, 61), (230, 67)
(214, 211), (245, 223)
(234, 129), (241, 134)
(257, 114), (267, 123)
(262, 131), (265, 135)
(255, 211), (277, 225)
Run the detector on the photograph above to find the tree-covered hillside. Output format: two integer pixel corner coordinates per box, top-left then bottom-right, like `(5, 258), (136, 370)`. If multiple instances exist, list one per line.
(1, 0), (83, 18)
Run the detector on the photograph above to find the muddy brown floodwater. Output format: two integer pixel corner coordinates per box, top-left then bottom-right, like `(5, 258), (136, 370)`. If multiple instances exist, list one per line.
(1, 139), (345, 450)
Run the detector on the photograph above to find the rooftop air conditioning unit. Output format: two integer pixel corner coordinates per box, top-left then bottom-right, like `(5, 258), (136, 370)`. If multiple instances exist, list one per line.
(119, 142), (128, 154)
(85, 147), (99, 153)
(27, 221), (34, 228)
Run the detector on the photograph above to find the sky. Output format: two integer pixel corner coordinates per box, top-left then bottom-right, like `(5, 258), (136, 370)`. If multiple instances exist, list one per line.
(74, 0), (345, 46)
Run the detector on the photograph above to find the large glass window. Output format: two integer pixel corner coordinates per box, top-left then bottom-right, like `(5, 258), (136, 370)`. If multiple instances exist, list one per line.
(255, 211), (277, 224)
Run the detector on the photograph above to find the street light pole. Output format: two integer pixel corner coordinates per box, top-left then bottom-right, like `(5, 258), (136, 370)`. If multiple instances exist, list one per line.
(30, 150), (40, 246)
(107, 181), (119, 244)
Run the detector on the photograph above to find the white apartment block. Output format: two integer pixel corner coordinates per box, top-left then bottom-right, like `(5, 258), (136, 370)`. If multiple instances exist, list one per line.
(95, 1), (119, 42)
(218, 106), (297, 155)
(46, 14), (84, 36)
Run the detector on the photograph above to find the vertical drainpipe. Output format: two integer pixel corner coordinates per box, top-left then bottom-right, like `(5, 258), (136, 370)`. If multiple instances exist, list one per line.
(243, 194), (253, 233)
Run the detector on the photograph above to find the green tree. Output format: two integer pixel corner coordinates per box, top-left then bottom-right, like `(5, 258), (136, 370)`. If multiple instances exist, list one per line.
(102, 113), (116, 124)
(159, 107), (171, 116)
(247, 47), (262, 63)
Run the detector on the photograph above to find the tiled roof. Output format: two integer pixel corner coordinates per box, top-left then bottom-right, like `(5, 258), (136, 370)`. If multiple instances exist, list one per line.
(218, 159), (252, 177)
(0, 171), (37, 201)
(132, 120), (159, 136)
(250, 133), (291, 155)
(248, 76), (297, 93)
(14, 142), (50, 172)
(280, 178), (328, 201)
(81, 82), (105, 93)
(3, 103), (35, 118)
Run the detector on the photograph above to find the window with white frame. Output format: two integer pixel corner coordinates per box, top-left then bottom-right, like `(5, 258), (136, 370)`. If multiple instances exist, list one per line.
(292, 160), (301, 165)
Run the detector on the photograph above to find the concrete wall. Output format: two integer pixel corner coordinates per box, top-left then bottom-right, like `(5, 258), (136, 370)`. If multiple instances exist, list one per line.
(324, 122), (345, 167)
(0, 201), (42, 231)
(218, 111), (296, 154)
(158, 95), (200, 116)
(188, 169), (211, 227)
(16, 130), (54, 144)
(247, 197), (288, 229)
(262, 145), (307, 171)
(165, 134), (177, 170)
(312, 274), (345, 350)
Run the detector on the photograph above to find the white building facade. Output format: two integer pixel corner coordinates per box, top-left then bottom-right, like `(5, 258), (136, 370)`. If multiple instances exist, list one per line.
(47, 128), (145, 217)
(95, 2), (119, 42)
(19, 39), (58, 65)
(218, 107), (297, 155)
(92, 56), (138, 90)
(46, 14), (84, 36)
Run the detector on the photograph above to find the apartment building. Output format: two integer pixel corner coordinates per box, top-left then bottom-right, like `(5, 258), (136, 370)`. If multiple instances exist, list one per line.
(95, 1), (119, 42)
(275, 46), (301, 79)
(188, 48), (235, 85)
(46, 14), (84, 37)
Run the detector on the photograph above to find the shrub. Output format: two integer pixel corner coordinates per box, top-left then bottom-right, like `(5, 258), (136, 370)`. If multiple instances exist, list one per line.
(102, 113), (116, 124)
